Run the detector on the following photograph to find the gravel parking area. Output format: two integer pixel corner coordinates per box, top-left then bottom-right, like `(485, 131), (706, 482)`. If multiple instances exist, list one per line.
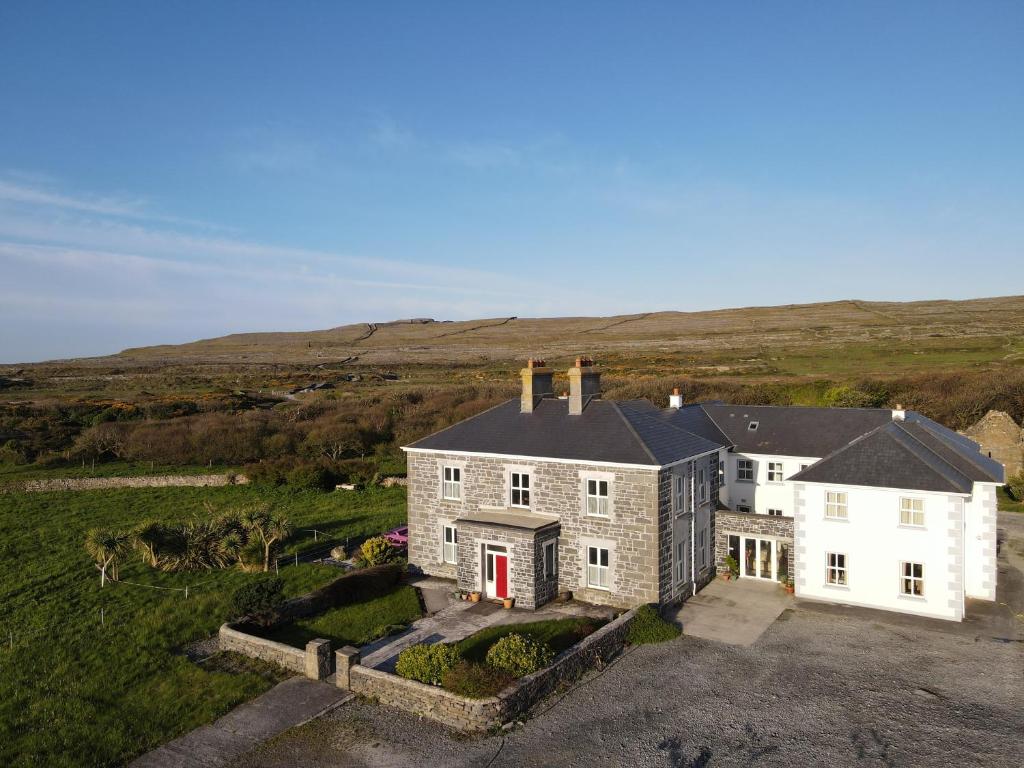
(231, 514), (1024, 768)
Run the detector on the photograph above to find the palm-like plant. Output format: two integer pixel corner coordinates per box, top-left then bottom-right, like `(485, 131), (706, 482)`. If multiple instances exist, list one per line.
(85, 528), (132, 586)
(131, 520), (169, 567)
(242, 504), (292, 572)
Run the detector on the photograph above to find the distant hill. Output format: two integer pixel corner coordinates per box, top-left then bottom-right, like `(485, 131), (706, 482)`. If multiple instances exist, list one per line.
(105, 295), (1024, 368)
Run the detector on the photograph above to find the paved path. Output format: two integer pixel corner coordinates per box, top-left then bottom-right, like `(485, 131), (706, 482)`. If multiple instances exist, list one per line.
(130, 677), (350, 768)
(671, 577), (792, 646)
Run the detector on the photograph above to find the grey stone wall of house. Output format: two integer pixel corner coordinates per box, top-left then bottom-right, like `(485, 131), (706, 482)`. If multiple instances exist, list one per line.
(714, 509), (794, 581)
(456, 520), (549, 609)
(657, 451), (720, 605)
(347, 607), (637, 731)
(532, 525), (561, 607)
(406, 450), (662, 609)
(962, 410), (1023, 477)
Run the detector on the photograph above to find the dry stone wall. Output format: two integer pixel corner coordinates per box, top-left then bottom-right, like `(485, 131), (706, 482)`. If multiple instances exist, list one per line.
(218, 624), (306, 674)
(5, 473), (247, 493)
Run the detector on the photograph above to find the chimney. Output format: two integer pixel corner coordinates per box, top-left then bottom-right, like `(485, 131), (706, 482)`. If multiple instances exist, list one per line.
(892, 403), (906, 422)
(567, 356), (601, 415)
(669, 387), (683, 409)
(520, 358), (554, 413)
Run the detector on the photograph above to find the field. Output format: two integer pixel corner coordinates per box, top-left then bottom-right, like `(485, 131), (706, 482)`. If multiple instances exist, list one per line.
(0, 484), (405, 767)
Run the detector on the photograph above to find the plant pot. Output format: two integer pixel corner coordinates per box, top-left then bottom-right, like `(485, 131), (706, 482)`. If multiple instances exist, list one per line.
(784, 585), (795, 594)
(469, 592), (481, 603)
(502, 597), (515, 609)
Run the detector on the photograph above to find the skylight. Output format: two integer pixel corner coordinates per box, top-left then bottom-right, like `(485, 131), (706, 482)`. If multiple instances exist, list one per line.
(748, 421), (759, 431)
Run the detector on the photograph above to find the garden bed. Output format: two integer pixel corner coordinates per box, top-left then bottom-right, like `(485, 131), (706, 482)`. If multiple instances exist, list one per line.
(456, 617), (606, 665)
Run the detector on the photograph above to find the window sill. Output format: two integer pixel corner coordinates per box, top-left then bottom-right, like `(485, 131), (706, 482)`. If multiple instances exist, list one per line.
(897, 593), (926, 601)
(823, 517), (849, 523)
(441, 497), (462, 503)
(896, 524), (926, 531)
(585, 514), (611, 521)
(585, 584), (611, 592)
(822, 583), (850, 591)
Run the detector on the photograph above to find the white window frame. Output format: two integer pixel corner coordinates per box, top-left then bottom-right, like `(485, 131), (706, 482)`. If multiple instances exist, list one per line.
(899, 497), (924, 527)
(586, 478), (610, 517)
(510, 471), (531, 508)
(825, 491), (848, 520)
(826, 552), (847, 586)
(586, 545), (610, 590)
(543, 540), (557, 579)
(442, 465), (462, 500)
(674, 540), (686, 585)
(737, 459), (754, 482)
(698, 468), (707, 503)
(736, 504), (751, 513)
(673, 473), (685, 516)
(767, 462), (784, 482)
(767, 508), (784, 517)
(698, 528), (706, 569)
(900, 561), (924, 597)
(442, 524), (458, 564)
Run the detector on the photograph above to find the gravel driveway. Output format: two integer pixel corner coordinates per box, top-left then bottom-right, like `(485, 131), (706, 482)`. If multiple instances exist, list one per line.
(232, 513), (1024, 768)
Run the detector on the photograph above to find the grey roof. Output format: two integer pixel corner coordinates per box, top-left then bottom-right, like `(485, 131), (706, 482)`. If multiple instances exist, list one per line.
(700, 404), (893, 457)
(406, 398), (723, 467)
(638, 402), (733, 446)
(789, 419), (1002, 493)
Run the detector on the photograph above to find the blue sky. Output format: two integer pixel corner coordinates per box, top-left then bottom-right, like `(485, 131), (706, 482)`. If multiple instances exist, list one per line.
(1, 1), (1021, 362)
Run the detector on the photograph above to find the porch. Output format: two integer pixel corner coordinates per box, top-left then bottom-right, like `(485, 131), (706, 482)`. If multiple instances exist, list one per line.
(715, 509), (794, 585)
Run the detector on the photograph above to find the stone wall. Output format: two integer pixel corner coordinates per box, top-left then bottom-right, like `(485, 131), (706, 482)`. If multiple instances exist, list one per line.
(456, 520), (550, 609)
(963, 410), (1023, 477)
(218, 623), (306, 674)
(348, 607), (637, 731)
(657, 451), (719, 605)
(715, 509), (794, 579)
(4, 473), (248, 493)
(407, 450), (662, 608)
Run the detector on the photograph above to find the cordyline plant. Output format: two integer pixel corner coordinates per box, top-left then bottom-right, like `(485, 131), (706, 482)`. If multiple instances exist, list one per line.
(85, 528), (133, 586)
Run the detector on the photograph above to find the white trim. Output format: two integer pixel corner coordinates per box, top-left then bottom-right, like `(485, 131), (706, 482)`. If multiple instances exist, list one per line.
(404, 446), (718, 471)
(441, 523), (458, 564)
(792, 478), (972, 497)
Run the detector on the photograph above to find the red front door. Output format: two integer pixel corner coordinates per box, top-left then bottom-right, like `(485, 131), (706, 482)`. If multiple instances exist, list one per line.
(495, 555), (508, 599)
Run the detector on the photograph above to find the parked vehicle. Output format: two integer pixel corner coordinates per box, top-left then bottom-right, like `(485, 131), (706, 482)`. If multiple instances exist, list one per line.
(385, 525), (409, 548)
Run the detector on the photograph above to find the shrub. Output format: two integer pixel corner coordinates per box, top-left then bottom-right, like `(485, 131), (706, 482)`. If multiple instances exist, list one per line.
(441, 662), (514, 698)
(1007, 472), (1024, 502)
(725, 554), (739, 577)
(307, 564), (404, 611)
(229, 575), (285, 621)
(626, 604), (680, 645)
(484, 633), (554, 677)
(395, 643), (462, 685)
(360, 536), (395, 567)
(285, 462), (336, 491)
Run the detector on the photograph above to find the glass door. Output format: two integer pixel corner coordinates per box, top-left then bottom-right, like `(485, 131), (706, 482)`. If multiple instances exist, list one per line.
(759, 539), (774, 580)
(740, 537), (776, 580)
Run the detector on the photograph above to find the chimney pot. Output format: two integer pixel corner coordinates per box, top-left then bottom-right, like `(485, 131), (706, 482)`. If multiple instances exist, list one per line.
(520, 360), (554, 413)
(669, 387), (684, 409)
(567, 357), (601, 414)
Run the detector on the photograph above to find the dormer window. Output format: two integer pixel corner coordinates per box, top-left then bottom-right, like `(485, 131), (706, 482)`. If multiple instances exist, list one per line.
(748, 421), (759, 431)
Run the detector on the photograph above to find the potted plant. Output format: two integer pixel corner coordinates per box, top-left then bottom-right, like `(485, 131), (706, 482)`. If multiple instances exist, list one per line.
(725, 555), (740, 580)
(784, 577), (795, 594)
(502, 596), (515, 609)
(469, 591), (481, 602)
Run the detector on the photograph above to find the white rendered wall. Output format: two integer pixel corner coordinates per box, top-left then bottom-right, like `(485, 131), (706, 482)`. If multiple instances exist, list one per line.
(964, 483), (999, 600)
(794, 482), (966, 621)
(721, 452), (819, 517)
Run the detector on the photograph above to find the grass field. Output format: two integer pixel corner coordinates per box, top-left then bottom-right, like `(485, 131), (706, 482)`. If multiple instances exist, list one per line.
(998, 486), (1024, 513)
(258, 585), (422, 649)
(0, 483), (406, 767)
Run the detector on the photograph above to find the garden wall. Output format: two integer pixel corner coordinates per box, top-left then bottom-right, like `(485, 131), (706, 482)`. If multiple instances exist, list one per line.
(218, 623), (306, 674)
(348, 606), (638, 731)
(5, 473), (248, 493)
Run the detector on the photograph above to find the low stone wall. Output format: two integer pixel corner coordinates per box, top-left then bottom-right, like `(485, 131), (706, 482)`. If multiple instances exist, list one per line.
(5, 473), (248, 493)
(219, 623), (306, 674)
(348, 607), (637, 731)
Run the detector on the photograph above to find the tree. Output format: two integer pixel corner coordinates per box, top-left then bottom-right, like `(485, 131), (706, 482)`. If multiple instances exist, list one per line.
(242, 504), (291, 572)
(85, 528), (132, 586)
(303, 415), (364, 461)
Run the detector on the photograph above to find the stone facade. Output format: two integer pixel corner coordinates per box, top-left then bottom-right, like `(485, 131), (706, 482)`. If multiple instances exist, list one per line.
(963, 410), (1023, 477)
(715, 509), (794, 582)
(347, 607), (637, 731)
(407, 450), (668, 608)
(455, 519), (559, 610)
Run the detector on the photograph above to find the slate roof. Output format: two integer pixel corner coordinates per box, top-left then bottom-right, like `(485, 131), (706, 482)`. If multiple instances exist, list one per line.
(790, 419), (1004, 493)
(405, 398), (723, 467)
(700, 404), (893, 457)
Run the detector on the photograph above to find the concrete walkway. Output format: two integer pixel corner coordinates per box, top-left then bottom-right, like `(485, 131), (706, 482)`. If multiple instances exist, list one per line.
(671, 577), (793, 647)
(130, 677), (350, 768)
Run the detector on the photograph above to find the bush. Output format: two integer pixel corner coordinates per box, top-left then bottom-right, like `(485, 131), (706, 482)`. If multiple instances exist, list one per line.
(441, 661), (514, 698)
(285, 463), (335, 491)
(229, 575), (285, 621)
(1007, 472), (1024, 502)
(395, 642), (462, 685)
(725, 554), (739, 577)
(360, 536), (395, 567)
(307, 563), (404, 611)
(626, 604), (680, 645)
(484, 633), (554, 677)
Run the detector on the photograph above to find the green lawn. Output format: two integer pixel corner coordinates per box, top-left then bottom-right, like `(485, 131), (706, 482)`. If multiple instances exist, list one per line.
(256, 585), (422, 649)
(457, 617), (605, 663)
(997, 486), (1024, 513)
(0, 483), (405, 767)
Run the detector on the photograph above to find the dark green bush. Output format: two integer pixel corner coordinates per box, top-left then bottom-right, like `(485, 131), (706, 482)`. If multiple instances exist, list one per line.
(395, 642), (462, 685)
(626, 604), (680, 645)
(306, 563), (404, 612)
(1007, 472), (1024, 502)
(484, 633), (554, 677)
(285, 463), (335, 491)
(229, 575), (285, 621)
(441, 662), (514, 698)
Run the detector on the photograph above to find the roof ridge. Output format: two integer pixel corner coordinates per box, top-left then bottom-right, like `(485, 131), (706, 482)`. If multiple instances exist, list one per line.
(891, 421), (974, 489)
(905, 418), (1001, 481)
(629, 407), (723, 443)
(610, 401), (660, 465)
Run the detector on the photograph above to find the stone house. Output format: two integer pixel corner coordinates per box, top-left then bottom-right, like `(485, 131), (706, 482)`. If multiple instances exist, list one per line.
(405, 361), (1004, 621)
(963, 410), (1024, 478)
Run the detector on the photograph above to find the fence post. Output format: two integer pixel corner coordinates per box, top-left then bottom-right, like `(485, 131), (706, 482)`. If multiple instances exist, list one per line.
(295, 552), (299, 567)
(100, 607), (104, 626)
(275, 559), (279, 575)
(184, 585), (189, 600)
